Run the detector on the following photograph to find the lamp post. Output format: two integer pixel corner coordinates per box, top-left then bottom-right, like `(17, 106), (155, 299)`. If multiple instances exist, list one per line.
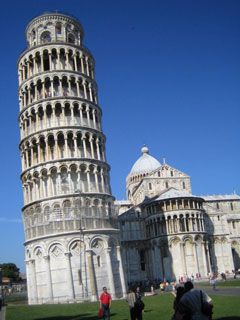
(75, 190), (88, 300)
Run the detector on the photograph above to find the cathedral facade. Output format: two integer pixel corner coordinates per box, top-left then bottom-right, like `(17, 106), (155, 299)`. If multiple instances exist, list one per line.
(116, 146), (240, 284)
(18, 13), (126, 304)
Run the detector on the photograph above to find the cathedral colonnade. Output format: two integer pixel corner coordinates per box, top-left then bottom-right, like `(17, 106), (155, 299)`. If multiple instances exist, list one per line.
(18, 13), (126, 304)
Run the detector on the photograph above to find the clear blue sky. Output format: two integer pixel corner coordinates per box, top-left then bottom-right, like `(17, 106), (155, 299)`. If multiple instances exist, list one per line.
(0, 0), (239, 272)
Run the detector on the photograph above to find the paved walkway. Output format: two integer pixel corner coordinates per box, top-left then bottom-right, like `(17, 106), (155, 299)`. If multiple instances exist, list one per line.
(0, 307), (6, 320)
(203, 287), (240, 297)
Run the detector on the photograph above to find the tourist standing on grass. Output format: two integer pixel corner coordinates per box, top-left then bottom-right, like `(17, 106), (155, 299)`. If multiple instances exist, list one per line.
(210, 276), (217, 290)
(172, 286), (185, 317)
(126, 288), (136, 320)
(134, 287), (145, 320)
(176, 281), (213, 320)
(99, 287), (112, 320)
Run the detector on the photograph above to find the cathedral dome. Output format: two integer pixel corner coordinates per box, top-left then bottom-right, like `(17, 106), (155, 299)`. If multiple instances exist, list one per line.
(129, 146), (161, 176)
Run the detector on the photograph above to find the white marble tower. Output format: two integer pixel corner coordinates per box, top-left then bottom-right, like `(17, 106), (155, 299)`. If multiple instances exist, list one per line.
(18, 12), (126, 304)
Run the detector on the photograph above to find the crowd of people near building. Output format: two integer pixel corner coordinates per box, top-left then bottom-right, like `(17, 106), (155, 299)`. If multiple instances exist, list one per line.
(98, 271), (240, 319)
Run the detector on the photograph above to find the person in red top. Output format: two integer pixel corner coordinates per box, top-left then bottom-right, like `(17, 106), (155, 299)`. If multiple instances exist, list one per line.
(99, 287), (112, 320)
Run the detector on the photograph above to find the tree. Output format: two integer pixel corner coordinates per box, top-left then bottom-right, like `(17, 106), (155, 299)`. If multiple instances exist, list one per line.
(0, 263), (21, 282)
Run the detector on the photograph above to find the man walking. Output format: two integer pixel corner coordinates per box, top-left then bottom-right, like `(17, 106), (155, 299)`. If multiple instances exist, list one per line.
(126, 288), (136, 320)
(99, 287), (112, 320)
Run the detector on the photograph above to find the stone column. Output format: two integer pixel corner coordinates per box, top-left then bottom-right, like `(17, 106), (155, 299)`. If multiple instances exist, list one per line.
(194, 242), (200, 274)
(40, 54), (44, 72)
(86, 249), (97, 301)
(89, 136), (94, 158)
(89, 84), (93, 102)
(96, 139), (101, 160)
(93, 109), (96, 129)
(86, 57), (90, 76)
(73, 137), (78, 157)
(82, 137), (87, 158)
(43, 255), (53, 302)
(105, 247), (116, 299)
(180, 242), (187, 276)
(75, 80), (79, 97)
(80, 55), (84, 73)
(86, 105), (90, 126)
(116, 245), (127, 297)
(30, 259), (38, 304)
(57, 49), (61, 69)
(64, 252), (75, 300)
(151, 246), (156, 278)
(25, 260), (32, 303)
(86, 170), (90, 192)
(83, 81), (87, 99)
(201, 242), (208, 277)
(100, 170), (105, 192)
(94, 170), (99, 192)
(79, 105), (83, 124)
(205, 242), (212, 274)
(157, 245), (164, 279)
(73, 54), (77, 71)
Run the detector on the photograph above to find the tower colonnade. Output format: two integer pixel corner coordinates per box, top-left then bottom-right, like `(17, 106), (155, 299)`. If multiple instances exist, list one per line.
(21, 162), (111, 205)
(20, 129), (106, 170)
(19, 100), (102, 139)
(19, 73), (98, 109)
(18, 44), (95, 84)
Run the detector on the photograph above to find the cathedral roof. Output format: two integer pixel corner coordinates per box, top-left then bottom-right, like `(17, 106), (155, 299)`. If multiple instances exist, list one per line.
(154, 188), (198, 201)
(202, 194), (240, 201)
(129, 146), (161, 176)
(142, 188), (203, 205)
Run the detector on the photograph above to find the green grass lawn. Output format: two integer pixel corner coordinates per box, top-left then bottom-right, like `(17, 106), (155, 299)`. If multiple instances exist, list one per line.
(6, 293), (240, 320)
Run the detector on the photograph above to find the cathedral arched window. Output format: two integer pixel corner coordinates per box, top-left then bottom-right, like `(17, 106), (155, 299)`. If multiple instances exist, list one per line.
(97, 255), (101, 267)
(63, 200), (71, 219)
(44, 206), (50, 222)
(183, 181), (186, 189)
(68, 33), (75, 44)
(139, 250), (145, 271)
(148, 183), (152, 190)
(53, 204), (62, 220)
(55, 22), (62, 35)
(40, 31), (51, 44)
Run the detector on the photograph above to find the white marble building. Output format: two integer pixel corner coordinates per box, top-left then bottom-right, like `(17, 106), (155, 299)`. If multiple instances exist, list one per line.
(18, 13), (126, 304)
(116, 146), (240, 284)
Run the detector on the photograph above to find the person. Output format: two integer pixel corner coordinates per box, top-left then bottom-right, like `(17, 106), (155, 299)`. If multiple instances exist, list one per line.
(177, 281), (213, 320)
(173, 286), (185, 311)
(99, 287), (112, 320)
(134, 287), (144, 320)
(210, 276), (216, 290)
(126, 288), (136, 320)
(0, 293), (2, 311)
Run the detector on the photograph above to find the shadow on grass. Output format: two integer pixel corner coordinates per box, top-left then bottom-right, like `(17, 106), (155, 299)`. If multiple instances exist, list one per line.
(34, 312), (118, 320)
(34, 315), (97, 320)
(215, 318), (240, 320)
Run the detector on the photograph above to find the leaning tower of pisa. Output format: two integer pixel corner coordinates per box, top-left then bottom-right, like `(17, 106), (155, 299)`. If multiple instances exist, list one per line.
(18, 12), (126, 304)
